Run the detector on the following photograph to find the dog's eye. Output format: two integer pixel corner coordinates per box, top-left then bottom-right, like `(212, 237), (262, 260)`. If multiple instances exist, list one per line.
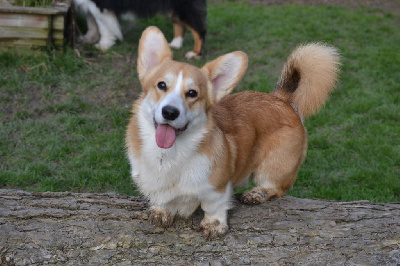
(186, 90), (198, 98)
(157, 81), (167, 91)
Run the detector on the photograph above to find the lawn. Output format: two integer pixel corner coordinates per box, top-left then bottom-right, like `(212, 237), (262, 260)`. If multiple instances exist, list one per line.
(1, 1), (399, 202)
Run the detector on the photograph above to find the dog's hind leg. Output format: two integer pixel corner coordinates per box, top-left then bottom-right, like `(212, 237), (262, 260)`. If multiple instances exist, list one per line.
(178, 0), (207, 59)
(169, 21), (204, 60)
(81, 12), (100, 44)
(94, 10), (122, 51)
(101, 9), (123, 41)
(241, 128), (307, 204)
(169, 22), (185, 50)
(184, 26), (204, 60)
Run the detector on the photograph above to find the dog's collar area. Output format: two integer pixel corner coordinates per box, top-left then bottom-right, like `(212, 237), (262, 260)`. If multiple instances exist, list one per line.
(154, 118), (188, 136)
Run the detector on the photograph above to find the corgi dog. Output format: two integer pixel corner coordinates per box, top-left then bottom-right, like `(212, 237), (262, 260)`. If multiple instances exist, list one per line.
(73, 0), (207, 59)
(126, 26), (340, 239)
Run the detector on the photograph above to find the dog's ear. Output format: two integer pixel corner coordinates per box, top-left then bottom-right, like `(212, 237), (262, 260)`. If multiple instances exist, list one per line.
(202, 51), (248, 103)
(137, 26), (173, 80)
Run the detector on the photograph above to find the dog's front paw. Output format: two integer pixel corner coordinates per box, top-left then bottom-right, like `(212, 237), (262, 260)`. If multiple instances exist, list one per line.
(149, 207), (174, 227)
(200, 219), (228, 240)
(240, 187), (270, 205)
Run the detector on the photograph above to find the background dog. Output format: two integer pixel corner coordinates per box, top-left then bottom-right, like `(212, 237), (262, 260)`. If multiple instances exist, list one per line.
(74, 0), (207, 59)
(126, 26), (340, 239)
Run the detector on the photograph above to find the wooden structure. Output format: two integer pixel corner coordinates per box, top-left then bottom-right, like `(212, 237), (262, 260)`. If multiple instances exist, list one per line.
(0, 5), (68, 49)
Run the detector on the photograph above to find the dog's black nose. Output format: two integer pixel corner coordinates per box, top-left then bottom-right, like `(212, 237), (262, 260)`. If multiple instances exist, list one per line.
(162, 106), (180, 121)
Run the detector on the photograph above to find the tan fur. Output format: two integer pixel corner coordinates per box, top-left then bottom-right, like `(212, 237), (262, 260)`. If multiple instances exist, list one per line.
(126, 98), (143, 158)
(186, 24), (203, 56)
(198, 123), (233, 192)
(272, 43), (340, 118)
(126, 26), (340, 239)
(172, 22), (185, 39)
(201, 91), (306, 198)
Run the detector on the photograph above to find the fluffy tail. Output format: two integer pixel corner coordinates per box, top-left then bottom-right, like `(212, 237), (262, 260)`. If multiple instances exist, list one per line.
(272, 43), (340, 119)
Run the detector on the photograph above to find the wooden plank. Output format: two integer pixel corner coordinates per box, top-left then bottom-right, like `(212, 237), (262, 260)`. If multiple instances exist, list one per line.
(0, 26), (48, 39)
(0, 12), (65, 30)
(0, 6), (67, 16)
(0, 13), (48, 28)
(51, 29), (64, 40)
(53, 14), (64, 30)
(0, 35), (64, 47)
(0, 36), (64, 48)
(0, 28), (63, 39)
(53, 38), (63, 46)
(46, 13), (52, 50)
(0, 38), (47, 47)
(0, 6), (67, 49)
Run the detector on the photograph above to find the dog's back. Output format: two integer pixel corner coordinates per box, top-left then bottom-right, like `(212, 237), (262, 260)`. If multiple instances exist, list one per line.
(91, 0), (205, 18)
(91, 0), (207, 47)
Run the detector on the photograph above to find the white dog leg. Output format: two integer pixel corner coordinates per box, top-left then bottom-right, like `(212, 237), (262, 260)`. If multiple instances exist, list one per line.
(81, 12), (100, 44)
(102, 9), (123, 41)
(90, 9), (122, 51)
(169, 22), (184, 49)
(200, 183), (232, 239)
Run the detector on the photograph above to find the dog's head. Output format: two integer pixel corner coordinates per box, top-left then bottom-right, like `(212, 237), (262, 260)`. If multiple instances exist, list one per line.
(137, 26), (248, 149)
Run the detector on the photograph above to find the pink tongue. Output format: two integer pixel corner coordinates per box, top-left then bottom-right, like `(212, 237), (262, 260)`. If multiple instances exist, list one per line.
(156, 124), (176, 149)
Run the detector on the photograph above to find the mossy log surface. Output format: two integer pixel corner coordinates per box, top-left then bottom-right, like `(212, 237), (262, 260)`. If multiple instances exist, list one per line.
(0, 189), (399, 265)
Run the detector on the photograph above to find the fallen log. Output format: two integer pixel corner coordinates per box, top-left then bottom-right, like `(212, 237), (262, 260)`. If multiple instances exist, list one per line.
(0, 189), (399, 265)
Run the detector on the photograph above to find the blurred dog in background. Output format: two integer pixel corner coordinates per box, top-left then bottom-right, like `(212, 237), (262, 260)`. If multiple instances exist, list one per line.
(73, 0), (207, 59)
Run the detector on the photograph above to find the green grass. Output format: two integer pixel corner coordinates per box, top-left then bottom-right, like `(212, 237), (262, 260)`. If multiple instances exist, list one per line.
(1, 2), (399, 202)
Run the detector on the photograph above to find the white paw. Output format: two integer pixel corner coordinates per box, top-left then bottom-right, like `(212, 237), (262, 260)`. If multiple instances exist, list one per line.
(94, 40), (115, 52)
(169, 37), (183, 49)
(200, 218), (228, 240)
(185, 51), (201, 60)
(149, 206), (174, 227)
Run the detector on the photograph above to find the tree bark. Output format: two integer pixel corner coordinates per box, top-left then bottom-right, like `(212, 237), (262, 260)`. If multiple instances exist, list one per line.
(0, 189), (399, 265)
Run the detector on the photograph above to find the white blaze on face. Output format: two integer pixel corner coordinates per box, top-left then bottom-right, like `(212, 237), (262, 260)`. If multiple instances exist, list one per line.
(154, 71), (187, 127)
(154, 71), (189, 149)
